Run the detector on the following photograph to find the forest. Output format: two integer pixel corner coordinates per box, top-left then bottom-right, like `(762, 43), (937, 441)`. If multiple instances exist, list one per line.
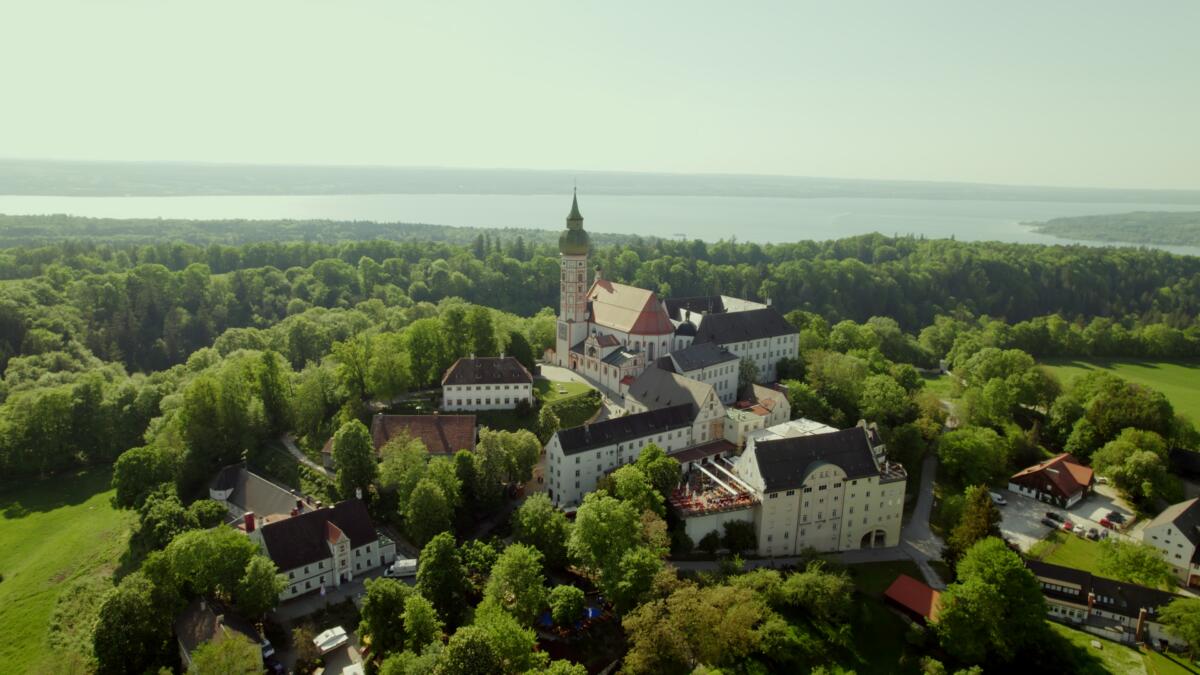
(2, 222), (1200, 673)
(1032, 210), (1200, 247)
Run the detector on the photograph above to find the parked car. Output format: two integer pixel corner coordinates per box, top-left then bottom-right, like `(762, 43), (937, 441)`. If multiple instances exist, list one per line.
(1099, 517), (1115, 529)
(1086, 528), (1100, 540)
(1045, 512), (1064, 522)
(1106, 511), (1126, 524)
(1041, 517), (1059, 528)
(1061, 520), (1075, 532)
(989, 491), (1008, 506)
(1096, 476), (1109, 485)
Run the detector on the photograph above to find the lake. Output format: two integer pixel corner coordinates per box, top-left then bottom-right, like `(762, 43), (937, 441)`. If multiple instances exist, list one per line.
(1, 193), (1198, 254)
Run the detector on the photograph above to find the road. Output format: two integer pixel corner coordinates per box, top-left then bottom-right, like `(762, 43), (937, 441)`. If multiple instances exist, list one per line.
(280, 434), (335, 479)
(900, 452), (946, 589)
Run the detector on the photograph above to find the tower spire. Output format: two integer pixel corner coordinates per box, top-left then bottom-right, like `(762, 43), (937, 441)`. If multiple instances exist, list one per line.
(567, 187), (583, 226)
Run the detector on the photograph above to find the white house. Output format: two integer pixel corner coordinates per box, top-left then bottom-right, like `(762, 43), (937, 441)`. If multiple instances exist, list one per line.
(723, 384), (792, 447)
(659, 342), (740, 404)
(1141, 498), (1200, 587)
(249, 499), (396, 601)
(670, 420), (907, 557)
(546, 404), (696, 507)
(624, 367), (726, 446)
(442, 356), (533, 412)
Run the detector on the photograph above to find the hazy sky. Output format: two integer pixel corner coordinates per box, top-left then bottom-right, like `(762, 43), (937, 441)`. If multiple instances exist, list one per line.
(2, 1), (1198, 189)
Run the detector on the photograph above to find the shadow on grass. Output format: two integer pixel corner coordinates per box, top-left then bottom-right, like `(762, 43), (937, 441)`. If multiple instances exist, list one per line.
(0, 467), (114, 519)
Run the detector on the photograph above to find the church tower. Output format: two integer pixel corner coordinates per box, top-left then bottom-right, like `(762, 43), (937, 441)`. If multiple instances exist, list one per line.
(555, 190), (590, 367)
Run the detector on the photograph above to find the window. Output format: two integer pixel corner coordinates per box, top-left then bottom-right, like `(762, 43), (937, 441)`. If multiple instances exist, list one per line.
(786, 490), (795, 496)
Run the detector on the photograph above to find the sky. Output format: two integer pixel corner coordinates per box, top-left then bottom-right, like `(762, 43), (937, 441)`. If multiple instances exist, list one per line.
(1, 1), (1198, 190)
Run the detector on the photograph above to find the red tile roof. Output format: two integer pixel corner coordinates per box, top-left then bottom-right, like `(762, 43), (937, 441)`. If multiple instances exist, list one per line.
(1010, 453), (1093, 501)
(371, 414), (477, 456)
(587, 280), (674, 335)
(884, 574), (941, 622)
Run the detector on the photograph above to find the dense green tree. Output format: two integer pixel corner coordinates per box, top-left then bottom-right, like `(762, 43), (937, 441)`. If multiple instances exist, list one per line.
(512, 494), (571, 570)
(634, 443), (681, 498)
(188, 633), (261, 674)
(944, 486), (1002, 568)
(360, 577), (415, 657)
(93, 573), (173, 675)
(332, 419), (378, 500)
(485, 544), (548, 626)
(567, 492), (641, 578)
(935, 538), (1046, 665)
(435, 626), (501, 675)
(165, 526), (259, 600)
(858, 373), (915, 426)
(113, 445), (177, 509)
(722, 520), (757, 554)
(187, 499), (228, 529)
(936, 427), (1008, 488)
(403, 593), (445, 652)
(609, 465), (665, 516)
(781, 379), (836, 424)
(609, 546), (664, 613)
(472, 599), (549, 673)
(406, 479), (453, 547)
(418, 532), (470, 626)
(536, 405), (560, 444)
(1159, 598), (1200, 658)
(235, 555), (285, 618)
(1097, 539), (1176, 589)
(548, 584), (586, 626)
(1091, 428), (1180, 505)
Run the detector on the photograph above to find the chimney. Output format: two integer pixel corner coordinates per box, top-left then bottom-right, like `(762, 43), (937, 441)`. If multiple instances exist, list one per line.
(244, 511), (256, 533)
(1136, 608), (1148, 642)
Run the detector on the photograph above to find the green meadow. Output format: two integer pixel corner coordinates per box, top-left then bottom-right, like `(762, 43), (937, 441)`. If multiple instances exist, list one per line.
(1040, 359), (1200, 422)
(0, 469), (135, 674)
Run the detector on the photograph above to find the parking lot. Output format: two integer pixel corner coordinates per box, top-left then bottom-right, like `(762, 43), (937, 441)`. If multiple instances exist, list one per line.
(998, 486), (1137, 551)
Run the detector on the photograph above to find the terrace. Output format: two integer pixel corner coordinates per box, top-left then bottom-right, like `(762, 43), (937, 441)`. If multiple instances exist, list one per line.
(669, 456), (758, 517)
(879, 459), (907, 484)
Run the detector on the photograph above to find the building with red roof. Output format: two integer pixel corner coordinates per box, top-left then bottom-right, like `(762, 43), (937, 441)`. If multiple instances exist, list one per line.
(884, 574), (941, 624)
(1008, 453), (1095, 508)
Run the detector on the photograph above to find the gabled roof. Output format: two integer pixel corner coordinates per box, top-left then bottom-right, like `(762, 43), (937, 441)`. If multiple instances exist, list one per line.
(556, 404), (693, 455)
(664, 295), (727, 320)
(586, 280), (674, 335)
(1010, 453), (1093, 500)
(371, 414), (477, 456)
(174, 598), (261, 657)
(1146, 498), (1200, 551)
(259, 500), (378, 572)
(1025, 559), (1181, 620)
(692, 307), (795, 346)
(884, 574), (941, 622)
(669, 342), (739, 373)
(210, 464), (302, 520)
(626, 368), (714, 413)
(751, 427), (880, 492)
(442, 356), (532, 387)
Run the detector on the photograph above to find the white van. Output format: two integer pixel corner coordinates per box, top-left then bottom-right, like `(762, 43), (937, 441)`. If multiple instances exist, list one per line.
(384, 558), (418, 578)
(989, 491), (1007, 506)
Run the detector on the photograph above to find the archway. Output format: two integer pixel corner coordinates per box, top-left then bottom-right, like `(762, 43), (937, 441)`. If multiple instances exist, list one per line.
(860, 529), (887, 549)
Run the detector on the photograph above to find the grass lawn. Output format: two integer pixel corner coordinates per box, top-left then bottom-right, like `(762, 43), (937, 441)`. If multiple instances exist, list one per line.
(921, 372), (961, 402)
(1049, 622), (1148, 675)
(535, 378), (592, 404)
(1143, 648), (1200, 675)
(1040, 358), (1200, 422)
(842, 560), (927, 675)
(0, 468), (135, 674)
(1029, 530), (1105, 575)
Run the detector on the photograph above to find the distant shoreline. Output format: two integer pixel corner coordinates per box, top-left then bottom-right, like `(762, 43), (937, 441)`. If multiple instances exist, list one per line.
(3, 159), (1200, 204)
